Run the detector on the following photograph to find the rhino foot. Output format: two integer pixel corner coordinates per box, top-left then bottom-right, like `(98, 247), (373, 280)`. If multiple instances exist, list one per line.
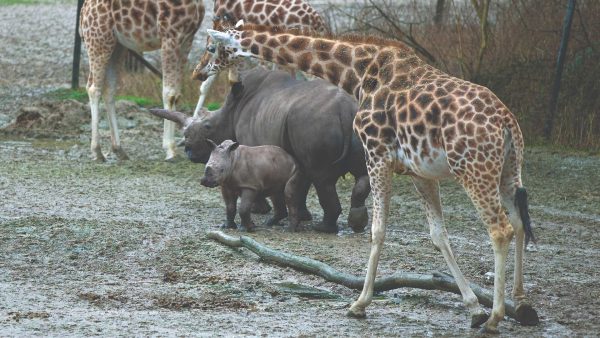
(347, 206), (368, 233)
(239, 222), (256, 232)
(298, 209), (312, 221)
(265, 216), (285, 227)
(311, 222), (338, 234)
(251, 200), (272, 214)
(220, 222), (237, 229)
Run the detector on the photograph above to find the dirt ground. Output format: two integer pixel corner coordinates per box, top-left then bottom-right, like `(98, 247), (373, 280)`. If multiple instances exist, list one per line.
(1, 1), (600, 337)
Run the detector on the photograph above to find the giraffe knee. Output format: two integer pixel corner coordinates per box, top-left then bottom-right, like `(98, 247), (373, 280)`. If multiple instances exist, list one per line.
(489, 223), (514, 248)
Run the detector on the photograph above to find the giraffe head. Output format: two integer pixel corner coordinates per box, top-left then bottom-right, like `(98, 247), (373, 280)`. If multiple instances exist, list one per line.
(192, 20), (249, 81)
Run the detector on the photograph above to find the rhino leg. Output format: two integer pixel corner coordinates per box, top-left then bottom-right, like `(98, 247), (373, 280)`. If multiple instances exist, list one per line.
(251, 197), (272, 214)
(265, 192), (288, 226)
(284, 171), (303, 232)
(295, 174), (313, 221)
(348, 174), (371, 232)
(221, 186), (238, 229)
(311, 181), (341, 234)
(239, 189), (258, 232)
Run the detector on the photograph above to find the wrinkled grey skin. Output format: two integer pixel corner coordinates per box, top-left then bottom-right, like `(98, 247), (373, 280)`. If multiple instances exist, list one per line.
(150, 67), (370, 233)
(201, 139), (300, 232)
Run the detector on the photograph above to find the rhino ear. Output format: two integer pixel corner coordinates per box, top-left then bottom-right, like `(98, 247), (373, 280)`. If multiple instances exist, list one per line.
(207, 139), (218, 150)
(231, 82), (243, 96)
(227, 141), (239, 152)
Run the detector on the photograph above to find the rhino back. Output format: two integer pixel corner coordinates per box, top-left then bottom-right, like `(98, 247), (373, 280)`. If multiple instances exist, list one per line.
(227, 68), (363, 183)
(229, 145), (296, 194)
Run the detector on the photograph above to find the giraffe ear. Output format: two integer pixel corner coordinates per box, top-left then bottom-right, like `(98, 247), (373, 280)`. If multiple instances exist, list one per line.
(235, 20), (244, 28)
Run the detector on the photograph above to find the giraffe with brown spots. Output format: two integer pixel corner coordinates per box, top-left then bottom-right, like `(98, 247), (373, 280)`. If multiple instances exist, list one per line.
(191, 0), (328, 117)
(205, 24), (539, 333)
(79, 0), (204, 161)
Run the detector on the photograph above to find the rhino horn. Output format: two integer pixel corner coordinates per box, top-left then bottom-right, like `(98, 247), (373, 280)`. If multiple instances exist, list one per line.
(149, 108), (193, 128)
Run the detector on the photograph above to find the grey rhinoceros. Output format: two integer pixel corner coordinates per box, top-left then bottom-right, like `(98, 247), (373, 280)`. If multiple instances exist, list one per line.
(150, 67), (370, 233)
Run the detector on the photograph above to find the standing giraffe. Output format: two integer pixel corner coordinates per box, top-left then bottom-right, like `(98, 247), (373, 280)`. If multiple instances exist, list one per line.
(204, 24), (539, 333)
(191, 0), (328, 117)
(80, 0), (205, 161)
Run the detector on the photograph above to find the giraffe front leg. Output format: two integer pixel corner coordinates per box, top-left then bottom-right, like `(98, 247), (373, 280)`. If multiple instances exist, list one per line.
(347, 160), (392, 318)
(161, 43), (183, 161)
(161, 83), (180, 161)
(193, 74), (216, 118)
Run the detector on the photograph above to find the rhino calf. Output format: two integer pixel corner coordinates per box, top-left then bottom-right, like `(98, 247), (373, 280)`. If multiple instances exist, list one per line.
(201, 140), (300, 232)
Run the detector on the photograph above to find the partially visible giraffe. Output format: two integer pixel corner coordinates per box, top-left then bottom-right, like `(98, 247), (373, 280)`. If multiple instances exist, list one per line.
(191, 0), (328, 117)
(80, 0), (205, 161)
(205, 24), (539, 333)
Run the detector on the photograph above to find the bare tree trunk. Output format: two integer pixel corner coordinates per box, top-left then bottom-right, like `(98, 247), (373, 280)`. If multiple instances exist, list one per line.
(471, 0), (491, 81)
(207, 230), (539, 325)
(434, 0), (447, 26)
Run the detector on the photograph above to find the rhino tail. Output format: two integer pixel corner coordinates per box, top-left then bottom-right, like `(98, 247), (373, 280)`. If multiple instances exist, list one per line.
(332, 107), (353, 165)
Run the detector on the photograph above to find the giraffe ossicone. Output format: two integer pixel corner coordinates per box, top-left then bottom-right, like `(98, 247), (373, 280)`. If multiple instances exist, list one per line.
(205, 24), (538, 333)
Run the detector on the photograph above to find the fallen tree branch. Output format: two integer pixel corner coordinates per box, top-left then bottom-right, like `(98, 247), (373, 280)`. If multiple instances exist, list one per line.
(207, 230), (537, 324)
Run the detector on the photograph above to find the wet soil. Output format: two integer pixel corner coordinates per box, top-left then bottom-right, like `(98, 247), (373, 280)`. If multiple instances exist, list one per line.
(1, 2), (599, 337)
(1, 99), (599, 337)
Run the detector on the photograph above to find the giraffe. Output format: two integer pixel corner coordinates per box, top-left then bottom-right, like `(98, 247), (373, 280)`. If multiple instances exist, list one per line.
(79, 0), (205, 161)
(191, 0), (328, 117)
(205, 24), (539, 333)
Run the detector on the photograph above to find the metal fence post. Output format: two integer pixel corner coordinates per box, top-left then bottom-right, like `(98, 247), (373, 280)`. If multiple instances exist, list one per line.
(544, 0), (576, 140)
(71, 0), (85, 89)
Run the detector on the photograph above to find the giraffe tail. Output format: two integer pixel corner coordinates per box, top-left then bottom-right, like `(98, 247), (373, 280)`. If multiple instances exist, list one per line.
(505, 112), (536, 245)
(332, 104), (353, 166)
(515, 187), (536, 245)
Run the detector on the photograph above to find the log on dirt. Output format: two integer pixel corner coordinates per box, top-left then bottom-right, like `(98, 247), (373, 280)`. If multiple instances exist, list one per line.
(207, 230), (539, 326)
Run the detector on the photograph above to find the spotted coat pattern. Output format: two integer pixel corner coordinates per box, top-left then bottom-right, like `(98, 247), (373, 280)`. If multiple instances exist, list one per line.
(206, 24), (537, 333)
(191, 0), (328, 117)
(80, 0), (205, 161)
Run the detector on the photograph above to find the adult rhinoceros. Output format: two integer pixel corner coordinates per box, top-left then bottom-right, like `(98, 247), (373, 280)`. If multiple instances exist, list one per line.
(151, 67), (370, 233)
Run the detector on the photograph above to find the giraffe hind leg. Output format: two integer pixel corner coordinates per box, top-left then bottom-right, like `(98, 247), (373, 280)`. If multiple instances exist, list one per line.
(460, 172), (514, 334)
(499, 150), (538, 325)
(411, 177), (488, 327)
(102, 43), (128, 160)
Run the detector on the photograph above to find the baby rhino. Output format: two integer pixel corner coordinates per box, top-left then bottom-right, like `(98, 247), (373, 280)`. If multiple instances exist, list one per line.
(201, 140), (301, 232)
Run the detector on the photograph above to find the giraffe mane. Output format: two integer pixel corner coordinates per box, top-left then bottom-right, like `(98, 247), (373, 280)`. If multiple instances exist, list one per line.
(240, 23), (415, 53)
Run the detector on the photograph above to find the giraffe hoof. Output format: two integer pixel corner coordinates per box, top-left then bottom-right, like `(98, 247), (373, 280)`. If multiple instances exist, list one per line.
(164, 154), (182, 163)
(470, 312), (489, 328)
(347, 206), (368, 232)
(113, 147), (129, 161)
(346, 307), (366, 319)
(515, 303), (539, 326)
(477, 325), (499, 335)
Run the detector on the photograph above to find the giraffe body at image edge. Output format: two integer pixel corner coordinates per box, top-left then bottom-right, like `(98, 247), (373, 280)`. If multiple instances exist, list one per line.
(204, 24), (539, 333)
(79, 0), (205, 161)
(191, 0), (328, 117)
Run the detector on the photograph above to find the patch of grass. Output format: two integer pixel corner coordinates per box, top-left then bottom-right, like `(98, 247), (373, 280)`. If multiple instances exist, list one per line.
(206, 102), (221, 111)
(115, 95), (158, 107)
(46, 88), (88, 102)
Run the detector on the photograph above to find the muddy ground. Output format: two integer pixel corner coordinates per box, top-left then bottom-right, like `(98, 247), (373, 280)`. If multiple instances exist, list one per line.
(1, 1), (600, 337)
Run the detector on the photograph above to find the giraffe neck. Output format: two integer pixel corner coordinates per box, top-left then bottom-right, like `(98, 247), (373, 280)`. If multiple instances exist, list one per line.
(237, 27), (416, 99)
